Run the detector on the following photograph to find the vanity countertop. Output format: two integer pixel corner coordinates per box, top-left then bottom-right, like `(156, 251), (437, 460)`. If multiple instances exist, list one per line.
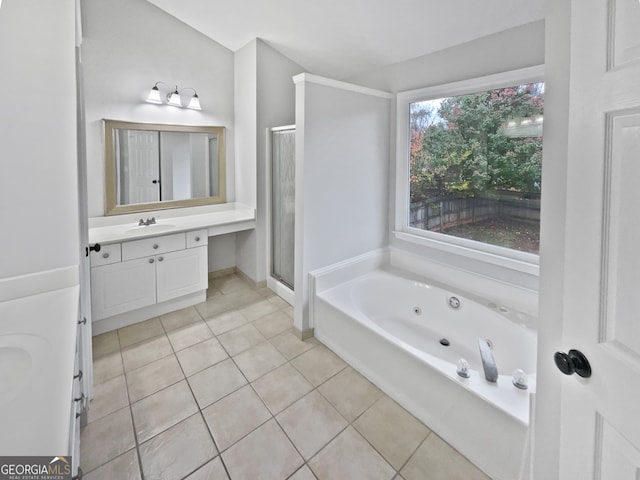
(89, 202), (255, 245)
(0, 284), (79, 455)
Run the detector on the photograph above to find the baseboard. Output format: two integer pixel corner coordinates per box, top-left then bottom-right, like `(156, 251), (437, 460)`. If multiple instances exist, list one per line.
(208, 267), (237, 280)
(235, 268), (267, 289)
(266, 276), (295, 306)
(208, 267), (267, 289)
(294, 326), (315, 340)
(92, 290), (206, 335)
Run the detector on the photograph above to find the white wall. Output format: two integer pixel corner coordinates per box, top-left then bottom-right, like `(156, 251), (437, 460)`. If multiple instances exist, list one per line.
(294, 75), (391, 332)
(0, 0), (79, 279)
(81, 0), (236, 273)
(208, 232), (237, 273)
(348, 20), (545, 292)
(81, 0), (235, 216)
(234, 40), (259, 280)
(234, 39), (303, 283)
(347, 20), (545, 94)
(256, 40), (304, 282)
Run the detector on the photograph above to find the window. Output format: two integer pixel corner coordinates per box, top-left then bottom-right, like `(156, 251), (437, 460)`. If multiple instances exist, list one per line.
(396, 67), (544, 272)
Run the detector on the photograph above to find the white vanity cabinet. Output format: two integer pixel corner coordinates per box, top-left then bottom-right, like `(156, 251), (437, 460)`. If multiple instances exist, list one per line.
(156, 247), (207, 302)
(90, 230), (207, 321)
(90, 257), (156, 319)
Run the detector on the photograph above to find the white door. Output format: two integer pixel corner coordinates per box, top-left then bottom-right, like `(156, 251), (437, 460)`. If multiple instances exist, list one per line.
(75, 31), (93, 433)
(536, 0), (640, 478)
(127, 130), (160, 204)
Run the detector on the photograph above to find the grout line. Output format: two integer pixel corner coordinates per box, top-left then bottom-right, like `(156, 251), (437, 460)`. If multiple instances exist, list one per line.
(116, 331), (146, 480)
(397, 432), (432, 475)
(316, 365), (403, 476)
(191, 296), (341, 474)
(195, 278), (293, 477)
(121, 343), (146, 480)
(92, 273), (443, 479)
(217, 454), (233, 480)
(127, 319), (212, 480)
(158, 304), (246, 479)
(268, 349), (358, 477)
(286, 464), (317, 480)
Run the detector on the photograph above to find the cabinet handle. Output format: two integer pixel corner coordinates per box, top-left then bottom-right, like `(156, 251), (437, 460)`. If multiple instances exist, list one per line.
(158, 256), (164, 262)
(102, 252), (109, 259)
(153, 244), (159, 250)
(194, 236), (200, 242)
(85, 243), (101, 257)
(149, 258), (154, 264)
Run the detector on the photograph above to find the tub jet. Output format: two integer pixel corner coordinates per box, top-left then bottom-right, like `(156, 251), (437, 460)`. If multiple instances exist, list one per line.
(440, 338), (450, 346)
(448, 296), (461, 309)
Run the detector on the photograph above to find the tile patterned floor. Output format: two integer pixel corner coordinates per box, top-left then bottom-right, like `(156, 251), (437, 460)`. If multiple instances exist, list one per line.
(82, 273), (491, 480)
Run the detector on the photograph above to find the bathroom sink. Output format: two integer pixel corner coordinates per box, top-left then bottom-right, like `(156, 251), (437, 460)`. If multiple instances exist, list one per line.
(124, 223), (176, 235)
(0, 334), (48, 407)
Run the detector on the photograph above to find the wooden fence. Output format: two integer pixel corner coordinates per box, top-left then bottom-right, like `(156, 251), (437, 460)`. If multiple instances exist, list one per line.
(409, 194), (540, 232)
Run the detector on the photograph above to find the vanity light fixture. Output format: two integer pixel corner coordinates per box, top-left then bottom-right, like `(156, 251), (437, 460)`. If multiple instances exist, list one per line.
(146, 82), (202, 110)
(167, 87), (182, 107)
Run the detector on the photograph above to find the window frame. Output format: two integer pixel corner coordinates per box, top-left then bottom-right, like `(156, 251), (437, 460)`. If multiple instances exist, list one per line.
(394, 65), (545, 276)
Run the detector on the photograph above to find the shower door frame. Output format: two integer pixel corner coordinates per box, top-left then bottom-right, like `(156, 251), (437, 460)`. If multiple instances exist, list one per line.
(265, 125), (296, 306)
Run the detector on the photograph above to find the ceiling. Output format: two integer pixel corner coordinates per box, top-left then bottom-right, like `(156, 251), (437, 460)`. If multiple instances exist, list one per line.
(145, 0), (544, 80)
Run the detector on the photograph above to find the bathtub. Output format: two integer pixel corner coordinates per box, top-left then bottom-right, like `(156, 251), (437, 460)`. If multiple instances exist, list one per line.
(312, 256), (537, 480)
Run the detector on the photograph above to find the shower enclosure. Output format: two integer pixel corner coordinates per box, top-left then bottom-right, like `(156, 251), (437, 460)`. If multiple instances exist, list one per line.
(268, 126), (295, 299)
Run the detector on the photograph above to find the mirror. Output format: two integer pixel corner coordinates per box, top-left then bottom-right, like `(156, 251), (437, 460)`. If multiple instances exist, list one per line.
(104, 120), (226, 215)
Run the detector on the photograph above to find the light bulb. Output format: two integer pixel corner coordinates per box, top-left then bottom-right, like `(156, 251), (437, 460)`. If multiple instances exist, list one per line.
(457, 358), (470, 378)
(167, 87), (181, 107)
(187, 94), (201, 110)
(146, 86), (163, 104)
(512, 369), (528, 390)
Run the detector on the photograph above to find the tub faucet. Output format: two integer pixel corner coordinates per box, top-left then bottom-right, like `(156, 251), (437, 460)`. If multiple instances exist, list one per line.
(478, 338), (498, 383)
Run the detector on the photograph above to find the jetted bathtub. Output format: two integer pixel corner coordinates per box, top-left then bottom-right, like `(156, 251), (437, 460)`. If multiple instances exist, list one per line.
(312, 262), (537, 480)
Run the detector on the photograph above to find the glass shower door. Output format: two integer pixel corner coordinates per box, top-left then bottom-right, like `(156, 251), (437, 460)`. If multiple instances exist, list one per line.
(271, 127), (295, 290)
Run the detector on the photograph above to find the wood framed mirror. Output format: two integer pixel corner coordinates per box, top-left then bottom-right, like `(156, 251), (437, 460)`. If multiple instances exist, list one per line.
(104, 120), (226, 215)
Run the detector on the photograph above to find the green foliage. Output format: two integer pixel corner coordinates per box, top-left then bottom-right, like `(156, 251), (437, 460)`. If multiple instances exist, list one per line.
(409, 83), (544, 202)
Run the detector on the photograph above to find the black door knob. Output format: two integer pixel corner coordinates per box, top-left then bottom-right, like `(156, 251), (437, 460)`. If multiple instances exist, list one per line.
(554, 349), (591, 378)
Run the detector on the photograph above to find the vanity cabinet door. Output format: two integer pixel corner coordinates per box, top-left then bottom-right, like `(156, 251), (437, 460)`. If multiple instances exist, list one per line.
(91, 257), (157, 320)
(156, 246), (207, 303)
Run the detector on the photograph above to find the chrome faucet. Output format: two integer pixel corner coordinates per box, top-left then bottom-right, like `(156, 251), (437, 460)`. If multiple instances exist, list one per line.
(478, 338), (498, 383)
(138, 217), (156, 226)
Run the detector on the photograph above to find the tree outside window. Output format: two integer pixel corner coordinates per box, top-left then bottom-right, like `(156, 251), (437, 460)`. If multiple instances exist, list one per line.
(409, 82), (544, 254)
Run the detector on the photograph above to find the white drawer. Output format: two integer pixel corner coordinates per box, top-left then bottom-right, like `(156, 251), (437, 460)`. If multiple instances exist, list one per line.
(90, 243), (121, 267)
(186, 229), (208, 249)
(122, 233), (186, 261)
